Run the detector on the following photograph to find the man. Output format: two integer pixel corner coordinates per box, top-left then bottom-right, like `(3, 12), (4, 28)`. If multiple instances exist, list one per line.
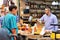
(2, 5), (18, 40)
(0, 11), (5, 28)
(38, 7), (58, 32)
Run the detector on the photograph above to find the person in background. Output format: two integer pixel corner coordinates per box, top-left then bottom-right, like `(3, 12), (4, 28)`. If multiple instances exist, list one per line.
(0, 10), (5, 28)
(0, 4), (9, 28)
(0, 5), (5, 28)
(0, 5), (10, 40)
(2, 5), (18, 40)
(37, 7), (58, 33)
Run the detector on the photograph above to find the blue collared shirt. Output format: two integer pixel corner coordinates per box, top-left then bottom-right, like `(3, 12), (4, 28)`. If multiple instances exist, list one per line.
(40, 13), (58, 31)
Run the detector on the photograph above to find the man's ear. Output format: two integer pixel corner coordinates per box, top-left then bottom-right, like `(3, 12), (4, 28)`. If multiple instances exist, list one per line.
(12, 9), (15, 11)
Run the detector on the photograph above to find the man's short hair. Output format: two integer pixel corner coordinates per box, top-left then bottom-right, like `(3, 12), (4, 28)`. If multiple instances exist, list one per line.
(45, 6), (51, 11)
(9, 5), (17, 11)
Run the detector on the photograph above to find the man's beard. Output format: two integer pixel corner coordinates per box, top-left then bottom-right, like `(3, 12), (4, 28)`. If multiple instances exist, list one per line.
(46, 14), (48, 15)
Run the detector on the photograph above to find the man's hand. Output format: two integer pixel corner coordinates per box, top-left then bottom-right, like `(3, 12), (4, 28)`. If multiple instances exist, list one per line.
(36, 19), (44, 24)
(45, 30), (52, 33)
(36, 19), (40, 22)
(12, 29), (16, 40)
(12, 29), (16, 34)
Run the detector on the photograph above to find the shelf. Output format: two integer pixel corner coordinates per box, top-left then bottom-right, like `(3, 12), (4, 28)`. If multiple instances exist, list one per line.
(23, 21), (36, 24)
(23, 14), (30, 17)
(30, 8), (45, 10)
(23, 18), (28, 20)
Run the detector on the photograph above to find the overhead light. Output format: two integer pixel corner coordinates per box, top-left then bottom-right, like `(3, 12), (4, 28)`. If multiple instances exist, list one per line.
(26, 6), (30, 9)
(52, 1), (58, 5)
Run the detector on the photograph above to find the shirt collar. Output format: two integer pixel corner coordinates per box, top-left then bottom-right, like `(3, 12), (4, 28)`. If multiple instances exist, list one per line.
(8, 12), (15, 16)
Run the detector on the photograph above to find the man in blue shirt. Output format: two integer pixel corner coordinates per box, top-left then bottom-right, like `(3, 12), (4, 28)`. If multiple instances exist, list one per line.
(38, 7), (58, 32)
(2, 5), (18, 40)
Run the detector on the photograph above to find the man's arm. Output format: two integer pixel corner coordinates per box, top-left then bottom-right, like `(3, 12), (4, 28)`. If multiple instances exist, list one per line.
(12, 29), (16, 40)
(11, 16), (17, 33)
(53, 16), (58, 32)
(11, 16), (17, 40)
(37, 15), (44, 22)
(40, 15), (44, 21)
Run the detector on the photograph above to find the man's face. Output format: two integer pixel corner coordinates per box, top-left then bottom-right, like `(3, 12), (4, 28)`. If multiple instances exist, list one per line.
(12, 8), (17, 15)
(45, 8), (50, 15)
(1, 11), (5, 16)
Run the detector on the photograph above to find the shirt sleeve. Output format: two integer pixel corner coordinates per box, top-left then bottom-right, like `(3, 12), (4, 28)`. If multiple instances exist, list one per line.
(53, 16), (58, 31)
(40, 15), (44, 21)
(10, 16), (17, 30)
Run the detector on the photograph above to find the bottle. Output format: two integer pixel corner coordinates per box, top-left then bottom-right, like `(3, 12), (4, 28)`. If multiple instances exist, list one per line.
(50, 31), (55, 39)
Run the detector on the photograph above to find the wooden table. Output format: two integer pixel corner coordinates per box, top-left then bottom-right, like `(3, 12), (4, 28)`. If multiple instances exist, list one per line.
(18, 30), (53, 40)
(26, 35), (53, 40)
